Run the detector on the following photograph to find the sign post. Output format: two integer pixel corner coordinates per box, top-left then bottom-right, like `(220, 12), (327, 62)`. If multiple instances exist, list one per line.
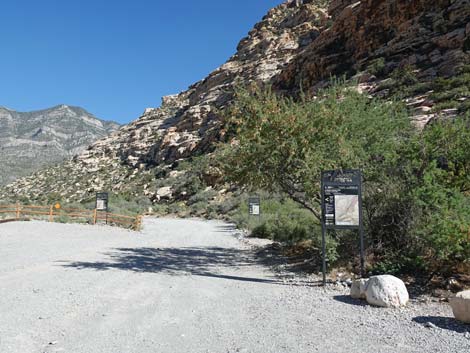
(321, 170), (364, 286)
(248, 196), (261, 219)
(95, 192), (109, 224)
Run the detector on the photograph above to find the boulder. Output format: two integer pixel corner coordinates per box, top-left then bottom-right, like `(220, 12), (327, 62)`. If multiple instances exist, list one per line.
(350, 278), (368, 299)
(365, 275), (409, 308)
(449, 290), (470, 323)
(156, 186), (173, 200)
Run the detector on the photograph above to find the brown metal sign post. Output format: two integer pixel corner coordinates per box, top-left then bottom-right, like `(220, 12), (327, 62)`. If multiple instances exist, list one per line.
(321, 170), (364, 286)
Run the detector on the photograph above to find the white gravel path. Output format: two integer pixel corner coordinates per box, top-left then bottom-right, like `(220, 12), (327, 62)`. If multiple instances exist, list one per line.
(0, 218), (468, 353)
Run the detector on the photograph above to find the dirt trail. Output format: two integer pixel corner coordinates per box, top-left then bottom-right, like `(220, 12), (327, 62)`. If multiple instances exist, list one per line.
(0, 218), (468, 353)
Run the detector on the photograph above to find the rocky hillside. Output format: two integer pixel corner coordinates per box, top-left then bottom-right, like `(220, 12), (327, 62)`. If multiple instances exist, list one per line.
(0, 105), (119, 185)
(276, 0), (470, 127)
(2, 0), (470, 203)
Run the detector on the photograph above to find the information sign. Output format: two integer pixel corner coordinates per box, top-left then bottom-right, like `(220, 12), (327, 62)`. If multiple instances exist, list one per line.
(322, 170), (362, 229)
(96, 192), (109, 212)
(320, 170), (365, 284)
(248, 196), (261, 216)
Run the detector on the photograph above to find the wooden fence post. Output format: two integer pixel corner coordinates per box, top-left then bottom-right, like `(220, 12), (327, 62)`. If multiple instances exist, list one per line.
(135, 215), (143, 231)
(15, 203), (20, 220)
(49, 205), (54, 222)
(93, 209), (97, 225)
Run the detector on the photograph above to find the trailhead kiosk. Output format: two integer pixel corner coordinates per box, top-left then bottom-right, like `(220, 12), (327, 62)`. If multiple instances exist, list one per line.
(321, 170), (365, 286)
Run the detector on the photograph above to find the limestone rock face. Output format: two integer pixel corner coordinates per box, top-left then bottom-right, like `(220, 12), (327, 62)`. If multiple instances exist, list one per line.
(277, 0), (470, 90)
(365, 275), (409, 308)
(328, 0), (353, 19)
(449, 290), (470, 323)
(275, 0), (470, 126)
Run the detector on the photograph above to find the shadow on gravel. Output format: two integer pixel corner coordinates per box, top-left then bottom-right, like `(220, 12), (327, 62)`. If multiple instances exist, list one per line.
(332, 295), (368, 307)
(58, 247), (291, 285)
(413, 316), (470, 333)
(215, 225), (238, 233)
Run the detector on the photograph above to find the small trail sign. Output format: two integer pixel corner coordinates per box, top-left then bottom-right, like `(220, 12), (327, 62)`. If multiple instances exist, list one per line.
(321, 170), (365, 285)
(96, 192), (109, 212)
(248, 196), (261, 216)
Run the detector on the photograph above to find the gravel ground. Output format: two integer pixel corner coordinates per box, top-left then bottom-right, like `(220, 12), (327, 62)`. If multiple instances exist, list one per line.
(0, 218), (468, 353)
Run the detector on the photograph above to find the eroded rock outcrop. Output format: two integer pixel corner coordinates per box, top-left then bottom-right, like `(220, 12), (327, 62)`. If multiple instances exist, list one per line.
(276, 0), (470, 126)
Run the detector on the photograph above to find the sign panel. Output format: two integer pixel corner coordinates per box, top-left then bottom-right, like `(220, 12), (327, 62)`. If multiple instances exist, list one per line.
(248, 196), (261, 216)
(95, 192), (109, 211)
(321, 170), (362, 229)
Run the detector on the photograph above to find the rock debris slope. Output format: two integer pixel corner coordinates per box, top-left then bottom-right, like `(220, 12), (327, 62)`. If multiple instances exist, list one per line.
(0, 105), (119, 186)
(2, 0), (470, 202)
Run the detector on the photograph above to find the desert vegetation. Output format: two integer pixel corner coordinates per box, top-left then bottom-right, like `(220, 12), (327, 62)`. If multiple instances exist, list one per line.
(214, 82), (470, 278)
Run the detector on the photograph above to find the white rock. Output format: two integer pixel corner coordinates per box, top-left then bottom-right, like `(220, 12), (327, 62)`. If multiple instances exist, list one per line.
(157, 186), (172, 198)
(365, 275), (409, 308)
(350, 278), (368, 299)
(449, 290), (470, 323)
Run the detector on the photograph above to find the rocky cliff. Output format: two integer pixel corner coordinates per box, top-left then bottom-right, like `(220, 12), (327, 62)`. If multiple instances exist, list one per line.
(0, 105), (119, 185)
(2, 0), (469, 203)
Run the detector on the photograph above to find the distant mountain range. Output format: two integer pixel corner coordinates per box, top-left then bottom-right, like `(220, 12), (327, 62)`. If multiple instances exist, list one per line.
(0, 105), (119, 185)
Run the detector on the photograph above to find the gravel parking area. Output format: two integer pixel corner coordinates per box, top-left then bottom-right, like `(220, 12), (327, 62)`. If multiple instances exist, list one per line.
(0, 218), (468, 353)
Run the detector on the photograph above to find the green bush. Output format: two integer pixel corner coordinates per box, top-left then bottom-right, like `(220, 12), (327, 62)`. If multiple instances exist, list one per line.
(217, 81), (470, 276)
(367, 57), (386, 77)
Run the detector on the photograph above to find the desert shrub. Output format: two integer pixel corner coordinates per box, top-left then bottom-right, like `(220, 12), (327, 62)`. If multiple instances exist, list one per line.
(408, 118), (470, 273)
(367, 57), (386, 77)
(228, 194), (340, 262)
(218, 81), (470, 276)
(219, 80), (412, 225)
(187, 189), (218, 206)
(391, 65), (419, 86)
(55, 214), (70, 224)
(46, 192), (64, 205)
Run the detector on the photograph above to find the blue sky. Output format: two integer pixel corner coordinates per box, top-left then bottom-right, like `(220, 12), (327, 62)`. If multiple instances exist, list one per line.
(0, 0), (283, 123)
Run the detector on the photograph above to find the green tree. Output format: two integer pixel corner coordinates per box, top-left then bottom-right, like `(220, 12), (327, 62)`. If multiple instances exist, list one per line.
(219, 83), (470, 275)
(220, 83), (413, 222)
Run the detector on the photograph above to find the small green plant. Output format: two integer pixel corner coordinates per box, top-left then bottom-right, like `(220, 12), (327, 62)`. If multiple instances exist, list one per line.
(391, 65), (419, 86)
(55, 214), (70, 224)
(367, 57), (386, 77)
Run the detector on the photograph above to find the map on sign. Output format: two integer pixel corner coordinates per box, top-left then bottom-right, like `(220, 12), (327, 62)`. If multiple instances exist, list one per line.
(96, 200), (106, 211)
(334, 194), (359, 226)
(251, 204), (260, 215)
(322, 170), (362, 229)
